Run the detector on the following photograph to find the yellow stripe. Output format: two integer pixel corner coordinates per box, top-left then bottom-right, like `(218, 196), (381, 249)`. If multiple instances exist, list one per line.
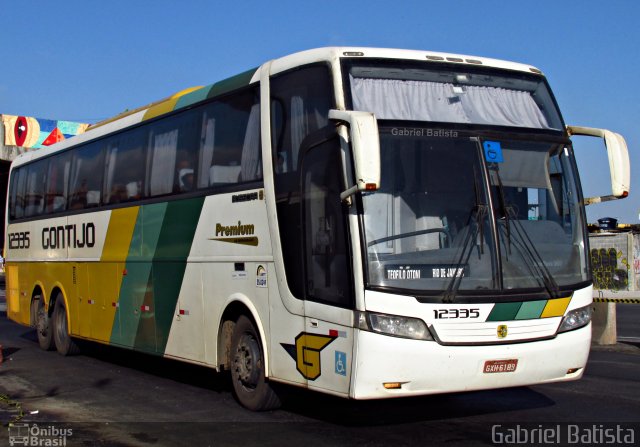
(101, 207), (139, 262)
(142, 87), (203, 121)
(541, 297), (571, 318)
(143, 98), (181, 121)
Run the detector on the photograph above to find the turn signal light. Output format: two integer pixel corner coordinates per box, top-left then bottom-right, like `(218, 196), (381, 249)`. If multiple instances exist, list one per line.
(383, 382), (404, 390)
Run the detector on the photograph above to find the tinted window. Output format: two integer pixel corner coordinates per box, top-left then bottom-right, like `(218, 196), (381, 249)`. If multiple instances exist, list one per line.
(271, 65), (333, 174)
(270, 65), (334, 299)
(24, 159), (48, 217)
(301, 136), (352, 307)
(104, 129), (147, 204)
(45, 152), (71, 214)
(198, 88), (261, 188)
(9, 86), (263, 220)
(9, 167), (28, 220)
(69, 143), (104, 210)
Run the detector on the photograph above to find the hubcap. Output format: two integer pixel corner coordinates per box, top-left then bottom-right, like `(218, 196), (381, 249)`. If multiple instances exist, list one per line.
(234, 334), (261, 389)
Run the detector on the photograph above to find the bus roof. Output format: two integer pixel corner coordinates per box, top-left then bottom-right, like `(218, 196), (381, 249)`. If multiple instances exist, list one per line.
(11, 47), (544, 168)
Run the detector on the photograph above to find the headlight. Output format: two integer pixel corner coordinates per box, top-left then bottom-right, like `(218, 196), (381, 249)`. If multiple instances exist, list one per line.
(558, 304), (592, 333)
(356, 311), (433, 340)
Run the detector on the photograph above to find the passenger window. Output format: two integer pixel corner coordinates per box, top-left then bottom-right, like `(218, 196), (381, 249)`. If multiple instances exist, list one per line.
(270, 65), (333, 174)
(10, 167), (28, 220)
(69, 144), (104, 210)
(45, 152), (71, 214)
(104, 130), (147, 204)
(24, 159), (48, 217)
(197, 87), (261, 188)
(149, 127), (179, 196)
(148, 109), (201, 197)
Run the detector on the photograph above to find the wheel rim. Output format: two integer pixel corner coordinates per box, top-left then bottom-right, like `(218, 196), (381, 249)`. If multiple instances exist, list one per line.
(37, 307), (48, 338)
(233, 333), (262, 391)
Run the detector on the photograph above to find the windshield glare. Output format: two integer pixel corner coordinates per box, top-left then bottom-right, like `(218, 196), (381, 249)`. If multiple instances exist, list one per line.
(362, 127), (587, 296)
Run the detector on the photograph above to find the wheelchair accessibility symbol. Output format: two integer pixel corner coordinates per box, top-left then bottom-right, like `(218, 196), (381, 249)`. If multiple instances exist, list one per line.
(335, 351), (347, 376)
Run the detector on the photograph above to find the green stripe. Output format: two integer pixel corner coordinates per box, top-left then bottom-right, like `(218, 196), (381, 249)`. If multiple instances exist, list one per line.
(515, 300), (548, 320)
(174, 87), (211, 110)
(207, 68), (258, 98)
(110, 203), (168, 349)
(138, 197), (204, 353)
(486, 302), (522, 321)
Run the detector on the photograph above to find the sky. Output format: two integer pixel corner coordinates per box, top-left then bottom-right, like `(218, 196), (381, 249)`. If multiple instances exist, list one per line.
(1, 0), (638, 223)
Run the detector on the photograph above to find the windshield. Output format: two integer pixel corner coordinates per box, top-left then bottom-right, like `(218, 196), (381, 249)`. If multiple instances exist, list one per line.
(345, 59), (587, 298)
(361, 127), (587, 297)
(363, 130), (497, 293)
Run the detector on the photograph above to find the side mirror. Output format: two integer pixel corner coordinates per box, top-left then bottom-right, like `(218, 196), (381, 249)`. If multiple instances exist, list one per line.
(567, 125), (630, 205)
(329, 110), (381, 201)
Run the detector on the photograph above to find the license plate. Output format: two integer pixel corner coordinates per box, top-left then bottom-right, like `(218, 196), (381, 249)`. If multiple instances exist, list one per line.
(483, 359), (518, 373)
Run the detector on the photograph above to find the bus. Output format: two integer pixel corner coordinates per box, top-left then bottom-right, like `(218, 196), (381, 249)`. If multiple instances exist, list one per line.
(4, 47), (630, 411)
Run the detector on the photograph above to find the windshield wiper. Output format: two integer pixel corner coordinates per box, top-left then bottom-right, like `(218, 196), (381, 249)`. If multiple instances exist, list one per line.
(492, 167), (561, 298)
(500, 212), (561, 298)
(442, 171), (487, 303)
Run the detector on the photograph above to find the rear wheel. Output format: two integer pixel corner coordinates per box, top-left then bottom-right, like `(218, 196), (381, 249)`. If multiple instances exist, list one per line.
(35, 296), (55, 351)
(230, 315), (280, 411)
(52, 295), (80, 356)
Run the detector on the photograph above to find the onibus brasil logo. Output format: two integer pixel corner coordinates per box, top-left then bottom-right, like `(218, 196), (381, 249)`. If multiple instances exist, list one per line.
(8, 423), (72, 446)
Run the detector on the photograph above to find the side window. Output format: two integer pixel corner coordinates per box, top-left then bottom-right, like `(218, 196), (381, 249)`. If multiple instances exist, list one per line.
(69, 144), (104, 210)
(148, 125), (179, 196)
(270, 65), (334, 299)
(197, 87), (261, 188)
(104, 129), (147, 204)
(24, 159), (48, 218)
(270, 65), (333, 174)
(9, 167), (28, 220)
(45, 152), (71, 214)
(148, 108), (201, 197)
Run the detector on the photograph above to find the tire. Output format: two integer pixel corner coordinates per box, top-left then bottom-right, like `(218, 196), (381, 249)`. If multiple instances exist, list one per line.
(52, 294), (80, 356)
(35, 296), (55, 351)
(230, 315), (280, 411)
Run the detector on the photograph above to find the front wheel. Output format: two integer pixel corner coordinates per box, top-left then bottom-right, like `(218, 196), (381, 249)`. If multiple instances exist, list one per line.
(52, 295), (80, 356)
(230, 315), (280, 411)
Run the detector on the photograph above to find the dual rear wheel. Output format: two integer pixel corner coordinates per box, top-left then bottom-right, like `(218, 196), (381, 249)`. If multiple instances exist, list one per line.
(34, 293), (80, 356)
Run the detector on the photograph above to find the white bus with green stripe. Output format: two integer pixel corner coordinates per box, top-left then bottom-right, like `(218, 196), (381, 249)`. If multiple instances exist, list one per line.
(4, 47), (630, 410)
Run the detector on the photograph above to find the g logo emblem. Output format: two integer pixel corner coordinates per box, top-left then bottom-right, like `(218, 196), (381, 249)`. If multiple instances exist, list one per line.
(281, 332), (337, 380)
(497, 325), (508, 339)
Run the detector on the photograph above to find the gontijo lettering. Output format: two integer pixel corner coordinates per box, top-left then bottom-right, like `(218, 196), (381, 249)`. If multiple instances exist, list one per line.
(42, 223), (96, 249)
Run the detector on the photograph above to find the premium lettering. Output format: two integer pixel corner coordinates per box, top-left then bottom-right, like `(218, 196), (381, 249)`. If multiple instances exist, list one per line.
(215, 221), (255, 237)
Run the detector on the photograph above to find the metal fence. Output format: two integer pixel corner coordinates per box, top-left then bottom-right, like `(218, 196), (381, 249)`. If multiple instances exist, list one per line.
(589, 232), (639, 292)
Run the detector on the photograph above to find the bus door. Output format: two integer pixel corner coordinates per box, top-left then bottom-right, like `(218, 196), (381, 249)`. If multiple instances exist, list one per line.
(297, 130), (355, 396)
(268, 65), (353, 395)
